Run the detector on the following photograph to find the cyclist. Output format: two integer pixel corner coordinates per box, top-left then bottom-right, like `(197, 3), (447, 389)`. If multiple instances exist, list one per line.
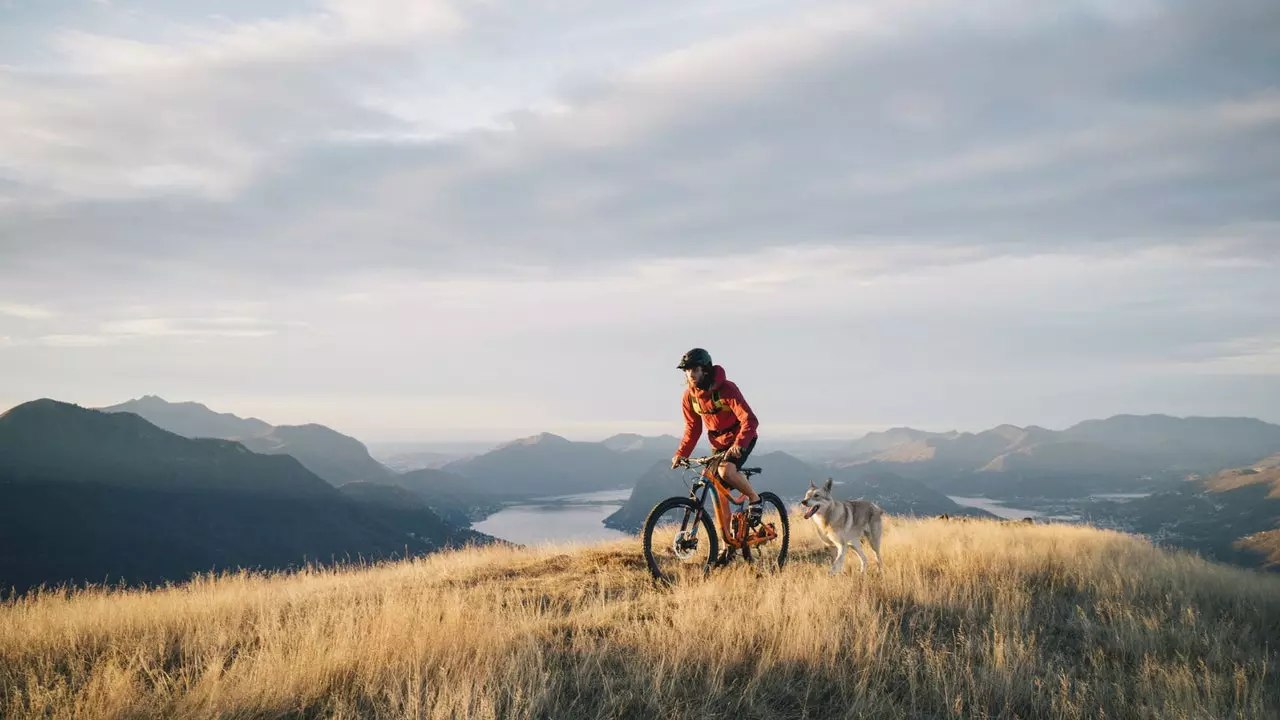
(671, 347), (764, 524)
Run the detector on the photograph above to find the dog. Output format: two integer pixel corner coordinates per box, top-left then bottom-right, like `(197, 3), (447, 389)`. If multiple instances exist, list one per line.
(800, 478), (884, 575)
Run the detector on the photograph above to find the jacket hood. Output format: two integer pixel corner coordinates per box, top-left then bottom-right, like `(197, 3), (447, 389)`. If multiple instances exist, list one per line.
(691, 364), (727, 392)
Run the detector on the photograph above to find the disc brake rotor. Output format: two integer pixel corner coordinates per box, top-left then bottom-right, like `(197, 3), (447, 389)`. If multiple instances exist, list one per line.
(670, 530), (698, 561)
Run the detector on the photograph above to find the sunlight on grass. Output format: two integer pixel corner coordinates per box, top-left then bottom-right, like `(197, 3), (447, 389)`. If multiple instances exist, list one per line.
(3, 517), (1278, 718)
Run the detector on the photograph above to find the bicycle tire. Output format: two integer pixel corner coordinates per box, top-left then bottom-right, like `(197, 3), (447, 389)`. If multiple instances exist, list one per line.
(742, 491), (790, 571)
(642, 496), (719, 584)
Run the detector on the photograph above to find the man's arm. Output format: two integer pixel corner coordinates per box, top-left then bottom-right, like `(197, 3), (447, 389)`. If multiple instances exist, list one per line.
(675, 388), (702, 459)
(720, 381), (759, 452)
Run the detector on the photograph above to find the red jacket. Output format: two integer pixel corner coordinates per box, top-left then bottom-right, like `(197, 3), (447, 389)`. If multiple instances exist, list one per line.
(676, 364), (759, 457)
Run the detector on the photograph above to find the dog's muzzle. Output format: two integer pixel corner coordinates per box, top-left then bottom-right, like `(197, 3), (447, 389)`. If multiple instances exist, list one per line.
(803, 504), (819, 519)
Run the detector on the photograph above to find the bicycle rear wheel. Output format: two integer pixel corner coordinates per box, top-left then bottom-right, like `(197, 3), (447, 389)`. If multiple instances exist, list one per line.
(742, 491), (789, 572)
(642, 496), (719, 585)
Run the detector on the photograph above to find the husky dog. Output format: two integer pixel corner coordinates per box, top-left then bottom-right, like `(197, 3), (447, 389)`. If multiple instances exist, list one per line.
(800, 478), (884, 575)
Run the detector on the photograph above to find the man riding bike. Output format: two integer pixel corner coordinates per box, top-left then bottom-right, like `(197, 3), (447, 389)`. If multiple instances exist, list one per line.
(671, 348), (765, 525)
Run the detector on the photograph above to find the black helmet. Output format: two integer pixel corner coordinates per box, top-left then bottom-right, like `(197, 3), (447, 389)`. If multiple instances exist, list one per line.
(677, 347), (712, 369)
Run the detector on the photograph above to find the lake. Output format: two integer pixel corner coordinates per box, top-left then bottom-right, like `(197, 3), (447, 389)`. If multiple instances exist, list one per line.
(472, 488), (635, 546)
(474, 489), (1155, 543)
(947, 496), (1045, 520)
(947, 492), (1153, 522)
(1087, 493), (1152, 501)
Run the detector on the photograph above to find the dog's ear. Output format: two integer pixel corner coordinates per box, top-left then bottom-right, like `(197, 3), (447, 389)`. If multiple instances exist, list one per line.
(823, 477), (833, 492)
(809, 479), (816, 488)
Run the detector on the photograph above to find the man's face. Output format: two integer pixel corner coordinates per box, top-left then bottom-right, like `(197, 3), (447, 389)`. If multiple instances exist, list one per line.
(685, 366), (706, 385)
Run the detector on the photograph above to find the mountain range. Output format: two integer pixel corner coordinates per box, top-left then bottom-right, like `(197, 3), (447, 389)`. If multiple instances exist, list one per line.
(438, 431), (691, 499)
(99, 396), (393, 487)
(7, 392), (1280, 591)
(827, 415), (1280, 498)
(1081, 454), (1280, 570)
(0, 400), (490, 595)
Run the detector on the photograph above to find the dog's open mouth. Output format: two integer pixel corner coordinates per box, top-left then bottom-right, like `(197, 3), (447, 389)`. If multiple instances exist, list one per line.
(803, 504), (819, 519)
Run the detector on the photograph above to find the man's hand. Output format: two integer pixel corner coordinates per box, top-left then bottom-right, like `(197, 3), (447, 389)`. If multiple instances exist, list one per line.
(726, 445), (743, 459)
(671, 455), (686, 470)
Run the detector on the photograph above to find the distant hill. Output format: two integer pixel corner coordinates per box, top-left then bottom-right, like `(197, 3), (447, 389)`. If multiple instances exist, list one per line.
(842, 427), (958, 458)
(100, 396), (392, 486)
(1082, 454), (1280, 571)
(944, 440), (1167, 498)
(1060, 414), (1280, 471)
(2, 399), (333, 499)
(977, 440), (1157, 475)
(239, 424), (391, 487)
(337, 481), (433, 510)
(386, 467), (505, 527)
(96, 394), (272, 438)
(867, 426), (1029, 471)
(1236, 529), (1280, 571)
(603, 451), (984, 533)
(367, 440), (500, 472)
(829, 414), (1280, 498)
(0, 400), (489, 595)
(375, 450), (475, 472)
(599, 433), (682, 453)
(387, 433), (711, 521)
(442, 432), (668, 498)
(337, 482), (498, 548)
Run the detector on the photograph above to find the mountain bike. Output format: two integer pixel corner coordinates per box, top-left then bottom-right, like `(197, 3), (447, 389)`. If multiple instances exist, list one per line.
(641, 451), (790, 585)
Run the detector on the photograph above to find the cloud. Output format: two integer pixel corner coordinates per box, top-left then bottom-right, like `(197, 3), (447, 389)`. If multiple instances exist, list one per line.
(1168, 334), (1280, 376)
(8, 316), (297, 347)
(0, 302), (55, 319)
(98, 316), (285, 338)
(202, 242), (1276, 379)
(4, 0), (1276, 290)
(0, 65), (397, 201)
(0, 0), (461, 201)
(30, 334), (116, 348)
(1, 0), (1278, 433)
(51, 0), (463, 74)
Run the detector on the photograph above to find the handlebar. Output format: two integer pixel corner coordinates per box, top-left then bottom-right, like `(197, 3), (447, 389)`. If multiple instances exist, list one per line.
(676, 450), (729, 468)
(675, 451), (753, 503)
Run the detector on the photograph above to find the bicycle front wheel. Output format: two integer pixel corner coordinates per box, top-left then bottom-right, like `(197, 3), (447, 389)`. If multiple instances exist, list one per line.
(642, 496), (719, 585)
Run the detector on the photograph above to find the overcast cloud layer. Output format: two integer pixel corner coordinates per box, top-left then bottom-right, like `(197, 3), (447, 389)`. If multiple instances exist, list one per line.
(2, 0), (1278, 441)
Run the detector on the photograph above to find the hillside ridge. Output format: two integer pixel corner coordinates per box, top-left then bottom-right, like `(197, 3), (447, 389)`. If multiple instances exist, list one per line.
(3, 518), (1277, 719)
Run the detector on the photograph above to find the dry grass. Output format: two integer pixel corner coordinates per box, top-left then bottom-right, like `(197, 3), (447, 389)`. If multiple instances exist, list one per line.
(1236, 529), (1280, 572)
(1205, 467), (1280, 497)
(3, 517), (1279, 719)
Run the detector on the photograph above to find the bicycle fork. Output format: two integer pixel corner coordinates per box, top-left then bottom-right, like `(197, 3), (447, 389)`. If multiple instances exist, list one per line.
(682, 484), (710, 539)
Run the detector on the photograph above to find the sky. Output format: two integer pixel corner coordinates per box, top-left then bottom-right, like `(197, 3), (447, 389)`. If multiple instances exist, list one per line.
(1, 0), (1278, 442)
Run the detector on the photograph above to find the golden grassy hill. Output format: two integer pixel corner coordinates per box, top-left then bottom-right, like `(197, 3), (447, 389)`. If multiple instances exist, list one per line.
(1236, 529), (1280, 571)
(3, 517), (1279, 719)
(1205, 466), (1280, 497)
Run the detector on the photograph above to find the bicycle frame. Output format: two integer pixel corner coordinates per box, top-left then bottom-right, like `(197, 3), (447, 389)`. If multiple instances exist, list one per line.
(685, 459), (778, 550)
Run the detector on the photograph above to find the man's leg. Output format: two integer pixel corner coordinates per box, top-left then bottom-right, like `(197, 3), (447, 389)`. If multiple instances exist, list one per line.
(717, 463), (760, 503)
(718, 437), (762, 522)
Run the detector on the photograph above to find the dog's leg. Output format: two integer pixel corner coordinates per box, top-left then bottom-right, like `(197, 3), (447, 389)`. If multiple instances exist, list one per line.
(869, 518), (884, 570)
(829, 534), (845, 575)
(848, 538), (869, 574)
